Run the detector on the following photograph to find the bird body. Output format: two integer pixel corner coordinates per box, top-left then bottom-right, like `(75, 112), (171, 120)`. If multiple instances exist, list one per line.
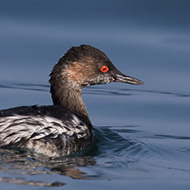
(0, 45), (143, 157)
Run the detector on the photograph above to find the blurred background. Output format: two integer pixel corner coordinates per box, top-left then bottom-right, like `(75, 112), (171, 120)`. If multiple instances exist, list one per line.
(0, 0), (190, 189)
(1, 0), (190, 90)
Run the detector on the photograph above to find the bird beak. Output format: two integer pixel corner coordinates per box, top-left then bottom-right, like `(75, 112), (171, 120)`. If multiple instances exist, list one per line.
(113, 69), (143, 85)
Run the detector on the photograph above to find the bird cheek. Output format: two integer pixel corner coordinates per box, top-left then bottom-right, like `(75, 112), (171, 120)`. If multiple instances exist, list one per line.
(64, 69), (83, 84)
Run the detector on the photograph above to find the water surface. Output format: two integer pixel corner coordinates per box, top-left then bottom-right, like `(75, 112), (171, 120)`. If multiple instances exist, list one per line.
(0, 0), (190, 189)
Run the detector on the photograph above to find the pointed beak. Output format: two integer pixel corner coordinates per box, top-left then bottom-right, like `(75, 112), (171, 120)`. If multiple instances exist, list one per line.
(113, 69), (143, 85)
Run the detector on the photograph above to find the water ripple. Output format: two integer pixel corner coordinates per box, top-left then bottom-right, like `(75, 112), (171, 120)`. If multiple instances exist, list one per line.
(0, 81), (190, 98)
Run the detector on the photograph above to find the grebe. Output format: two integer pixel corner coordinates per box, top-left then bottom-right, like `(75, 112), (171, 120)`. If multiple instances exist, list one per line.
(0, 45), (143, 157)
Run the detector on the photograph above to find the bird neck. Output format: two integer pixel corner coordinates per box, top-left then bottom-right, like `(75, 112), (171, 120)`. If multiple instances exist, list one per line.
(50, 81), (92, 129)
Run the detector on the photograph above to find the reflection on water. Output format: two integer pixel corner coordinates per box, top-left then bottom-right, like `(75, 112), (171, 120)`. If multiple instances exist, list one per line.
(0, 176), (65, 187)
(0, 148), (96, 186)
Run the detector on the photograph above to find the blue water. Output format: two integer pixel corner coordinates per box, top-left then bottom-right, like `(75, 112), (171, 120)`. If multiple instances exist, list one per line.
(1, 0), (190, 189)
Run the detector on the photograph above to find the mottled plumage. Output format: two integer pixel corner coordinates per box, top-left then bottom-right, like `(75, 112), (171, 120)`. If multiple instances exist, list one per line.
(0, 106), (90, 157)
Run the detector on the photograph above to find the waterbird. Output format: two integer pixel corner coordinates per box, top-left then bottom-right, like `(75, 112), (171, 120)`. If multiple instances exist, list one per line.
(0, 45), (143, 157)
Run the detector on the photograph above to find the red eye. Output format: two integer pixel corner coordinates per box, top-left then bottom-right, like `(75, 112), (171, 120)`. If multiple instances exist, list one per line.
(100, 65), (109, 73)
